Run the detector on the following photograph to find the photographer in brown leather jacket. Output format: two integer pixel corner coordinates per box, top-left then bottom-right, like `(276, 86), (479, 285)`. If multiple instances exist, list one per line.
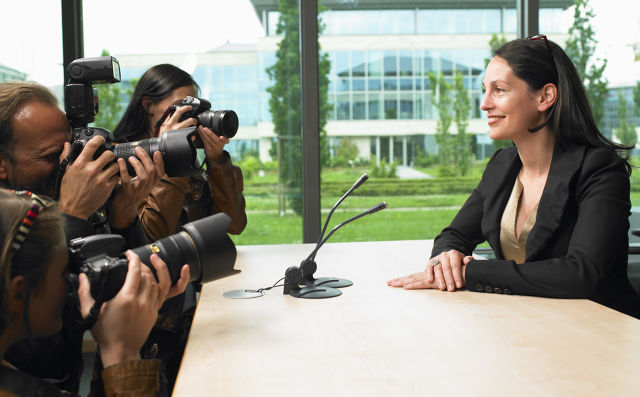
(112, 64), (246, 393)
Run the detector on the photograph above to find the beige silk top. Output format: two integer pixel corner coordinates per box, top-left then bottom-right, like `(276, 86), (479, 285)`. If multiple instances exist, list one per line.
(500, 177), (539, 264)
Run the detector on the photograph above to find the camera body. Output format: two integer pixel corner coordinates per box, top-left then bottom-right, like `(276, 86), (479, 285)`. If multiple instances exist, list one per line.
(67, 213), (238, 304)
(63, 57), (203, 177)
(170, 96), (239, 139)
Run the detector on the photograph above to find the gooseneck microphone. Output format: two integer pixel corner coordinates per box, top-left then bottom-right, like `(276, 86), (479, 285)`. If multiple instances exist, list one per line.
(283, 173), (388, 299)
(284, 201), (387, 298)
(314, 172), (369, 259)
(303, 173), (370, 289)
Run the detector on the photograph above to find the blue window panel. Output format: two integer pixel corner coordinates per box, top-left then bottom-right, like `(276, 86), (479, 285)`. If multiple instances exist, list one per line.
(368, 79), (381, 91)
(399, 78), (413, 91)
(384, 78), (398, 91)
(337, 78), (350, 92)
(352, 78), (366, 91)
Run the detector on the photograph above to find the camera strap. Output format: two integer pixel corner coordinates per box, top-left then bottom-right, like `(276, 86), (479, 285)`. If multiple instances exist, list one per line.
(53, 141), (84, 200)
(78, 301), (102, 331)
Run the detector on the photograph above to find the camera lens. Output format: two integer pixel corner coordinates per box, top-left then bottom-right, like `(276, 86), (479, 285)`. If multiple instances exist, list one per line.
(129, 213), (237, 284)
(196, 110), (238, 139)
(111, 127), (202, 177)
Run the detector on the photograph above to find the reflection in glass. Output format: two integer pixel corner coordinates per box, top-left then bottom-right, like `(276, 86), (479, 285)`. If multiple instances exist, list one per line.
(368, 93), (382, 120)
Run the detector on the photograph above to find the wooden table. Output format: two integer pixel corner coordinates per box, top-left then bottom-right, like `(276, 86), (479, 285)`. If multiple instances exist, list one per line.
(173, 240), (640, 396)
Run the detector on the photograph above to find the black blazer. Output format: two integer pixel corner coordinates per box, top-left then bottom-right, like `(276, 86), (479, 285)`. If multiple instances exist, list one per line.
(432, 144), (640, 319)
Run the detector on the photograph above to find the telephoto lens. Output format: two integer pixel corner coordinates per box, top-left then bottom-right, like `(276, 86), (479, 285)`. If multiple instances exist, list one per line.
(130, 213), (238, 285)
(111, 126), (203, 177)
(68, 213), (238, 304)
(195, 109), (238, 139)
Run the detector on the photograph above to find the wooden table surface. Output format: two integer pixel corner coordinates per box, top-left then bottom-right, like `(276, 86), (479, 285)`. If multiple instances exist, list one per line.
(173, 240), (640, 396)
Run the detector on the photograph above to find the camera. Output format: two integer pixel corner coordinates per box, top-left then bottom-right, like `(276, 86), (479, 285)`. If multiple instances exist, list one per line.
(63, 56), (204, 177)
(170, 96), (238, 139)
(67, 213), (238, 304)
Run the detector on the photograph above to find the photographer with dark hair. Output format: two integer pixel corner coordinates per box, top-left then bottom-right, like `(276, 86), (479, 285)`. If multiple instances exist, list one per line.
(0, 81), (166, 393)
(113, 63), (246, 238)
(0, 188), (189, 396)
(112, 64), (246, 392)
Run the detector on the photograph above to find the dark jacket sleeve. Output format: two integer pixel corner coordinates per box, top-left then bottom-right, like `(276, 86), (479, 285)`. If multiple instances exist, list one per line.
(465, 149), (632, 300)
(63, 213), (96, 242)
(63, 212), (147, 249)
(110, 216), (148, 249)
(430, 150), (504, 258)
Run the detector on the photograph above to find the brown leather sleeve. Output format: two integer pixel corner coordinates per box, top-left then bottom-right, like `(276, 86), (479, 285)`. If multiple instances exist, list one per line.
(138, 176), (191, 241)
(101, 360), (160, 397)
(206, 154), (247, 235)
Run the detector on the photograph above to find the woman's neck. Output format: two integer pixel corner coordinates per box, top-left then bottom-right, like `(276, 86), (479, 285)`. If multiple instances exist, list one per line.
(514, 128), (555, 178)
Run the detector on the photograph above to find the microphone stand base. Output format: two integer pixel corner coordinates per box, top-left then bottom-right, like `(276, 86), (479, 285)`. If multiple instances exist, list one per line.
(287, 285), (342, 299)
(307, 277), (353, 289)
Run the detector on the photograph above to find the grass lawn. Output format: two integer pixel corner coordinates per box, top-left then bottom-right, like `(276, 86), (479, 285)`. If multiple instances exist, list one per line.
(230, 208), (459, 246)
(245, 194), (470, 212)
(234, 164), (640, 246)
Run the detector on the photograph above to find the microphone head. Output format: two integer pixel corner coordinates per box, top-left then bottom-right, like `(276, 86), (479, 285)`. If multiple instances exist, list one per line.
(368, 201), (387, 214)
(353, 173), (369, 189)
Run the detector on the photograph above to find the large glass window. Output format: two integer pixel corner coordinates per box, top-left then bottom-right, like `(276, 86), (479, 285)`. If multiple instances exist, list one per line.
(58, 0), (634, 247)
(83, 1), (304, 246)
(1, 2), (63, 98)
(319, 1), (522, 243)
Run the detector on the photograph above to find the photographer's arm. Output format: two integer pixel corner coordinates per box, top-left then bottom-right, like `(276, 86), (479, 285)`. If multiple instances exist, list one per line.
(110, 149), (164, 230)
(137, 176), (192, 241)
(77, 251), (189, 396)
(200, 126), (247, 235)
(57, 137), (119, 220)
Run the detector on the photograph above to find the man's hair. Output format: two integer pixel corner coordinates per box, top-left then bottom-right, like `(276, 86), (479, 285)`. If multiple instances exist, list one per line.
(0, 82), (58, 161)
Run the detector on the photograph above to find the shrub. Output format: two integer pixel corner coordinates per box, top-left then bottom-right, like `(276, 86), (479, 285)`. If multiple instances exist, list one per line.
(239, 156), (262, 180)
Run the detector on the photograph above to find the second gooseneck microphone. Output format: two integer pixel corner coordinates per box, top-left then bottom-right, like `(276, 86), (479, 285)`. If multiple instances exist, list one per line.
(283, 173), (387, 299)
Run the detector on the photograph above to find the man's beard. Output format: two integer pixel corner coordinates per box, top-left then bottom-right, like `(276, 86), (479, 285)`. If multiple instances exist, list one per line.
(5, 167), (59, 198)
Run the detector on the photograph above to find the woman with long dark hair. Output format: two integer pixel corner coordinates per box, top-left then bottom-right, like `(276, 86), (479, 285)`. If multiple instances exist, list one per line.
(389, 36), (640, 319)
(114, 64), (246, 238)
(113, 64), (246, 392)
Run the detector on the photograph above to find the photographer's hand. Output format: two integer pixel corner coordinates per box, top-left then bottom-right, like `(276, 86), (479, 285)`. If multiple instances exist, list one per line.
(77, 251), (187, 368)
(199, 125), (229, 166)
(110, 148), (165, 229)
(158, 105), (196, 136)
(58, 136), (119, 220)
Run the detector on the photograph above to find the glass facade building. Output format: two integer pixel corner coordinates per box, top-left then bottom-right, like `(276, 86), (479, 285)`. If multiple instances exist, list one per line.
(113, 2), (572, 165)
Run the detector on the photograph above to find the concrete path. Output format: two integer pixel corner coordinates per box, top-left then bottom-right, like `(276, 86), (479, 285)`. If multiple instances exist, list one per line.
(396, 166), (432, 179)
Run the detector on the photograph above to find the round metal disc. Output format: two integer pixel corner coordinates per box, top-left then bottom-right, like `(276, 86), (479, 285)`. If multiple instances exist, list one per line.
(223, 289), (265, 299)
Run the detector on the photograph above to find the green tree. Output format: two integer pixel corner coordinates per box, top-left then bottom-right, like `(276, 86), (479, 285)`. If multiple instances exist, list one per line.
(484, 33), (507, 68)
(266, 0), (330, 215)
(565, 0), (608, 128)
(453, 72), (472, 176)
(614, 91), (637, 159)
(332, 138), (359, 167)
(428, 72), (454, 176)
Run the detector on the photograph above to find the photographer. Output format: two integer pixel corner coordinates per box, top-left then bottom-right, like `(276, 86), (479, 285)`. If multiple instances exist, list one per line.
(114, 64), (246, 238)
(0, 81), (164, 245)
(0, 81), (165, 392)
(0, 189), (189, 396)
(113, 64), (246, 392)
